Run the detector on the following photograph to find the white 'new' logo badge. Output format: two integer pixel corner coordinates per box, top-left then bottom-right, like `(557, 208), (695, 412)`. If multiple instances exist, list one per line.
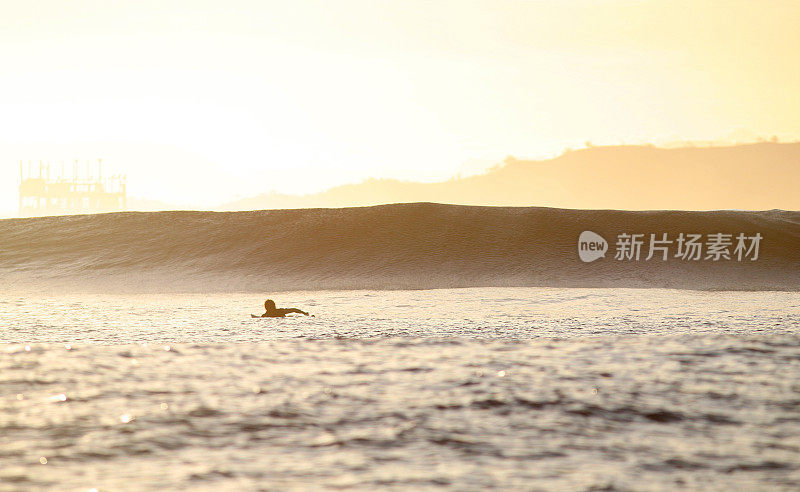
(578, 231), (608, 262)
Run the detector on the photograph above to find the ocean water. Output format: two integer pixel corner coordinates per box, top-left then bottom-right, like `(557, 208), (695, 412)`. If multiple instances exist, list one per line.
(1, 287), (799, 491)
(4, 205), (799, 293)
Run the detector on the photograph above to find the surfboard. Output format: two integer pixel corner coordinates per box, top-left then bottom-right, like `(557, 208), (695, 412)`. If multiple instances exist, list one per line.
(250, 314), (314, 318)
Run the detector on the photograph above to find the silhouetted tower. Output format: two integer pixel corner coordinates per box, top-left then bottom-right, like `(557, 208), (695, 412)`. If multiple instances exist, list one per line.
(18, 159), (127, 217)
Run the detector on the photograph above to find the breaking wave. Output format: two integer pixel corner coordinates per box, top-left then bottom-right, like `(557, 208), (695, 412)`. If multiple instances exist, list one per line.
(0, 203), (798, 292)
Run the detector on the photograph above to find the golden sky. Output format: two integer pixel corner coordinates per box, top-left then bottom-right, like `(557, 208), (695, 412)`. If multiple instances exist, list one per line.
(1, 0), (798, 213)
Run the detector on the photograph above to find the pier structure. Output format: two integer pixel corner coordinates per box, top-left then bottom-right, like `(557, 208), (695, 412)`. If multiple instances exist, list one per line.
(18, 159), (127, 217)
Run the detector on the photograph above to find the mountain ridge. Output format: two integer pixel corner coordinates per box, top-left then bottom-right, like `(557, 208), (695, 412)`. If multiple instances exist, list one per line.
(220, 142), (800, 211)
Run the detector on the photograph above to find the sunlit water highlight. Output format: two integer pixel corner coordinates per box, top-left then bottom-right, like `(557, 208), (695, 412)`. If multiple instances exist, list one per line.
(1, 288), (799, 490)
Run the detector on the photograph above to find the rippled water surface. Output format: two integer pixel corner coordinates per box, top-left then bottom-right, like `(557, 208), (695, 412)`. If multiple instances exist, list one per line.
(1, 288), (799, 490)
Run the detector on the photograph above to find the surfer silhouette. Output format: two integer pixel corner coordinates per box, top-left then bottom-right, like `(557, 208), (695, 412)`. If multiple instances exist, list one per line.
(253, 299), (312, 318)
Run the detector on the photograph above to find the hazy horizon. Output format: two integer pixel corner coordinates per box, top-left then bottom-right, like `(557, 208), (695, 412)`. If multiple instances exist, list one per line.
(2, 1), (799, 216)
(5, 141), (800, 218)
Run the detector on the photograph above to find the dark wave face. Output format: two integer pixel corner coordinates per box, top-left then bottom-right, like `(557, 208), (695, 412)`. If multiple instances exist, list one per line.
(1, 203), (798, 292)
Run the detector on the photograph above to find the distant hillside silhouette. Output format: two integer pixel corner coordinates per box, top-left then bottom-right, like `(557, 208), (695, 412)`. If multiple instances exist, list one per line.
(220, 143), (800, 211)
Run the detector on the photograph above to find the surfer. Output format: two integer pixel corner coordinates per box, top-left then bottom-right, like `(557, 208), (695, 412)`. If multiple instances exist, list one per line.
(253, 299), (313, 318)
